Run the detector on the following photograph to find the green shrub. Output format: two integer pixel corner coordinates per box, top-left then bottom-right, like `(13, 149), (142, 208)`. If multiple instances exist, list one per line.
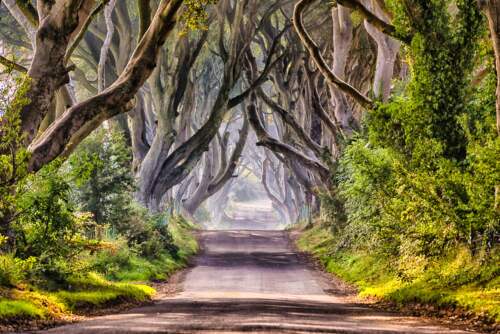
(119, 206), (178, 259)
(69, 128), (135, 229)
(90, 240), (138, 279)
(11, 163), (95, 285)
(0, 254), (35, 287)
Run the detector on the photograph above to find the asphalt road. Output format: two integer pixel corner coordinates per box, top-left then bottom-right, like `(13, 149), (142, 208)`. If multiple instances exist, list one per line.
(37, 230), (482, 334)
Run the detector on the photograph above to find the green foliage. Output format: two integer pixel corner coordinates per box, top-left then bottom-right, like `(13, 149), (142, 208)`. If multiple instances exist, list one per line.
(69, 128), (135, 228)
(324, 0), (498, 262)
(336, 135), (499, 259)
(0, 300), (45, 319)
(180, 0), (218, 32)
(336, 139), (397, 251)
(118, 205), (179, 258)
(0, 72), (31, 243)
(0, 101), (198, 322)
(92, 246), (179, 282)
(298, 225), (500, 322)
(311, 1), (499, 323)
(0, 215), (198, 322)
(0, 254), (35, 287)
(9, 162), (94, 286)
(82, 214), (196, 282)
(370, 0), (484, 160)
(69, 127), (183, 260)
(15, 163), (84, 258)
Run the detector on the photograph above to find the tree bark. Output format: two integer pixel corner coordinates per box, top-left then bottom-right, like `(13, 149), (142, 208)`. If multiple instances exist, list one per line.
(97, 0), (116, 92)
(18, 0), (96, 144)
(363, 0), (400, 101)
(28, 0), (184, 172)
(293, 0), (374, 110)
(331, 6), (356, 136)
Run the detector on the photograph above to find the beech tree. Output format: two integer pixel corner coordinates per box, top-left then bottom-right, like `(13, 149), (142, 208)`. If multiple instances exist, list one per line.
(2, 0), (497, 229)
(0, 0), (184, 170)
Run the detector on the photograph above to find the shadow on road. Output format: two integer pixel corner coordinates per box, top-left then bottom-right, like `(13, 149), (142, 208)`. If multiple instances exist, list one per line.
(43, 297), (464, 334)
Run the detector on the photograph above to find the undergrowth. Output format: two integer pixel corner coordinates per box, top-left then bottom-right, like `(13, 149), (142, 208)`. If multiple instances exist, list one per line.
(298, 224), (500, 323)
(0, 216), (197, 321)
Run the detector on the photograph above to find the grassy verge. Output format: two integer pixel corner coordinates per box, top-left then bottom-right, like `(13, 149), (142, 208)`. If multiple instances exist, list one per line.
(92, 216), (199, 283)
(297, 223), (500, 324)
(0, 216), (198, 323)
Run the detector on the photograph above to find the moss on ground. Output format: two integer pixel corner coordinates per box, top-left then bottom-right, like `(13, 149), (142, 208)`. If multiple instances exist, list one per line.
(0, 300), (46, 319)
(297, 224), (500, 323)
(55, 272), (155, 310)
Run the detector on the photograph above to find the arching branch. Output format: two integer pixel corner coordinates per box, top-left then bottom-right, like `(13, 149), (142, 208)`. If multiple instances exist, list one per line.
(257, 88), (324, 159)
(28, 0), (184, 172)
(293, 0), (374, 109)
(247, 101), (330, 180)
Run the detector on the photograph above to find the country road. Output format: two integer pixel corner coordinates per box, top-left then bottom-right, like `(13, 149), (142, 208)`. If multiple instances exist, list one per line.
(37, 230), (482, 334)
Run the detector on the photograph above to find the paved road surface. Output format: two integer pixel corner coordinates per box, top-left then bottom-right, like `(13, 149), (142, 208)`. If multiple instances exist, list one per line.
(37, 230), (481, 333)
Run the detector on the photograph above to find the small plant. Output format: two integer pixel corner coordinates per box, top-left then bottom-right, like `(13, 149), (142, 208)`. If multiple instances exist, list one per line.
(0, 254), (35, 287)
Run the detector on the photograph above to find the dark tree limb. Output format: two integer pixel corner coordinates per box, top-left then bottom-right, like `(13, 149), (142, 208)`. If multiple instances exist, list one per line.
(257, 88), (324, 159)
(247, 100), (330, 180)
(14, 0), (38, 26)
(137, 0), (152, 39)
(293, 0), (374, 110)
(65, 0), (110, 63)
(208, 113), (249, 193)
(227, 24), (290, 109)
(0, 55), (27, 72)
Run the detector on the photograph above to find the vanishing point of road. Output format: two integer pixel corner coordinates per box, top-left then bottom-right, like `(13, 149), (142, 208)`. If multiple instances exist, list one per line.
(38, 230), (482, 334)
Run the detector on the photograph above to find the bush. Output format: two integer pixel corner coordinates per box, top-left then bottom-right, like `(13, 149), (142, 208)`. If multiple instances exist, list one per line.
(69, 128), (134, 228)
(117, 205), (178, 259)
(325, 15), (499, 277)
(90, 240), (137, 279)
(0, 254), (35, 287)
(11, 163), (94, 285)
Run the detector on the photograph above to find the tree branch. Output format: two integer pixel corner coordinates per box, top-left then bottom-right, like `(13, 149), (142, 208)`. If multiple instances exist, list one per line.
(27, 0), (184, 172)
(247, 99), (330, 180)
(0, 55), (27, 72)
(137, 0), (152, 40)
(293, 0), (374, 109)
(208, 113), (249, 193)
(257, 88), (324, 158)
(336, 0), (410, 43)
(14, 0), (38, 26)
(65, 0), (110, 64)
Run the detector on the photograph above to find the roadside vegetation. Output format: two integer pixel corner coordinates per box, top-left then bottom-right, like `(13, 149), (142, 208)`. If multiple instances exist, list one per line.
(296, 1), (499, 327)
(298, 225), (499, 324)
(1, 0), (499, 332)
(297, 3), (499, 323)
(0, 212), (196, 322)
(0, 86), (198, 325)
